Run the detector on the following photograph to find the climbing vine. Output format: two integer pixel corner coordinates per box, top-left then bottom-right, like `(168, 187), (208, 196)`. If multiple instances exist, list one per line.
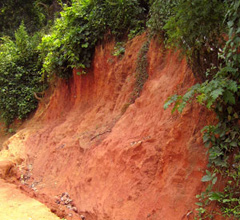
(130, 39), (150, 103)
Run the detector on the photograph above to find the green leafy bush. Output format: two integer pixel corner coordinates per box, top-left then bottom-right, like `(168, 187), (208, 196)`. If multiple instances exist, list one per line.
(112, 42), (125, 57)
(164, 0), (240, 218)
(39, 0), (147, 78)
(147, 0), (227, 80)
(0, 23), (44, 126)
(147, 0), (177, 37)
(164, 0), (226, 51)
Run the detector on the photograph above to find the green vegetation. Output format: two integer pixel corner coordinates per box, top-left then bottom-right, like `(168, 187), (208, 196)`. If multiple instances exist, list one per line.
(0, 0), (148, 124)
(112, 42), (125, 57)
(0, 0), (239, 217)
(162, 0), (240, 218)
(130, 39), (149, 103)
(0, 23), (44, 126)
(39, 0), (147, 78)
(0, 0), (57, 37)
(147, 0), (177, 38)
(164, 0), (226, 80)
(148, 0), (226, 80)
(0, 0), (57, 126)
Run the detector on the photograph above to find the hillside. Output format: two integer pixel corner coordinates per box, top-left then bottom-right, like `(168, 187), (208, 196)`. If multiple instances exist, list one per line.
(0, 1), (239, 219)
(0, 34), (214, 220)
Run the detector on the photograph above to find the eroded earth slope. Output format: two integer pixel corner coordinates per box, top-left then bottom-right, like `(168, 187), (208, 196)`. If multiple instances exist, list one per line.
(0, 34), (212, 220)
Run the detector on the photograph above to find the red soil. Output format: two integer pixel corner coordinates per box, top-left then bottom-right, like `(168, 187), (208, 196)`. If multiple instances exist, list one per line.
(1, 34), (213, 219)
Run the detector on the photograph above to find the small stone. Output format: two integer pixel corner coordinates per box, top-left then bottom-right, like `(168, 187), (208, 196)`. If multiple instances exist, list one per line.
(72, 207), (78, 213)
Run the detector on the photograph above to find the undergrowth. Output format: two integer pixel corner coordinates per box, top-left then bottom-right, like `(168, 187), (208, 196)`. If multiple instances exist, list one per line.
(112, 42), (126, 58)
(0, 0), (148, 126)
(39, 0), (147, 78)
(0, 23), (44, 126)
(161, 0), (240, 218)
(0, 2), (239, 218)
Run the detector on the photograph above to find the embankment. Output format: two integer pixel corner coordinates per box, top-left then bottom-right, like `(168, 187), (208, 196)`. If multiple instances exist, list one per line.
(0, 34), (212, 220)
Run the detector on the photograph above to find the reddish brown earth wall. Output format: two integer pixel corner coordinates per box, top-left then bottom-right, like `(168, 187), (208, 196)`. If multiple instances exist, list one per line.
(2, 34), (213, 219)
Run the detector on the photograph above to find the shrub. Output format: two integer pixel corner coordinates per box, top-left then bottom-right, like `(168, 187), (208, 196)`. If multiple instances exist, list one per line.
(164, 0), (240, 218)
(0, 23), (44, 126)
(163, 0), (227, 79)
(147, 0), (177, 37)
(39, 0), (147, 78)
(147, 0), (227, 79)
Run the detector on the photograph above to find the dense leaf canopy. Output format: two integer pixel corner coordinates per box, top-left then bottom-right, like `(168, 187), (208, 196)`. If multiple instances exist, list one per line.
(0, 0), (57, 37)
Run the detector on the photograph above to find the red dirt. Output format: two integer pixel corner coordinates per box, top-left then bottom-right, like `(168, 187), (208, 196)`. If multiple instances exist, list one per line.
(0, 34), (214, 219)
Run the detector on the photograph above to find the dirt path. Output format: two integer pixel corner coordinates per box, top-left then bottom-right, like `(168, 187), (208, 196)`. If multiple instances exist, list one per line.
(0, 179), (61, 220)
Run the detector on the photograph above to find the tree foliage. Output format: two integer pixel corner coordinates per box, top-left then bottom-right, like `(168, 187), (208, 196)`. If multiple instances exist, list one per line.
(0, 2), (239, 218)
(0, 0), (148, 125)
(39, 0), (147, 78)
(0, 0), (57, 37)
(147, 0), (227, 80)
(162, 0), (240, 218)
(0, 23), (44, 126)
(147, 0), (177, 37)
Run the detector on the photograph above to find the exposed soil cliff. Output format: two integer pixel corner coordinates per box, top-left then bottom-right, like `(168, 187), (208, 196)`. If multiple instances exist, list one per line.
(0, 34), (213, 219)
